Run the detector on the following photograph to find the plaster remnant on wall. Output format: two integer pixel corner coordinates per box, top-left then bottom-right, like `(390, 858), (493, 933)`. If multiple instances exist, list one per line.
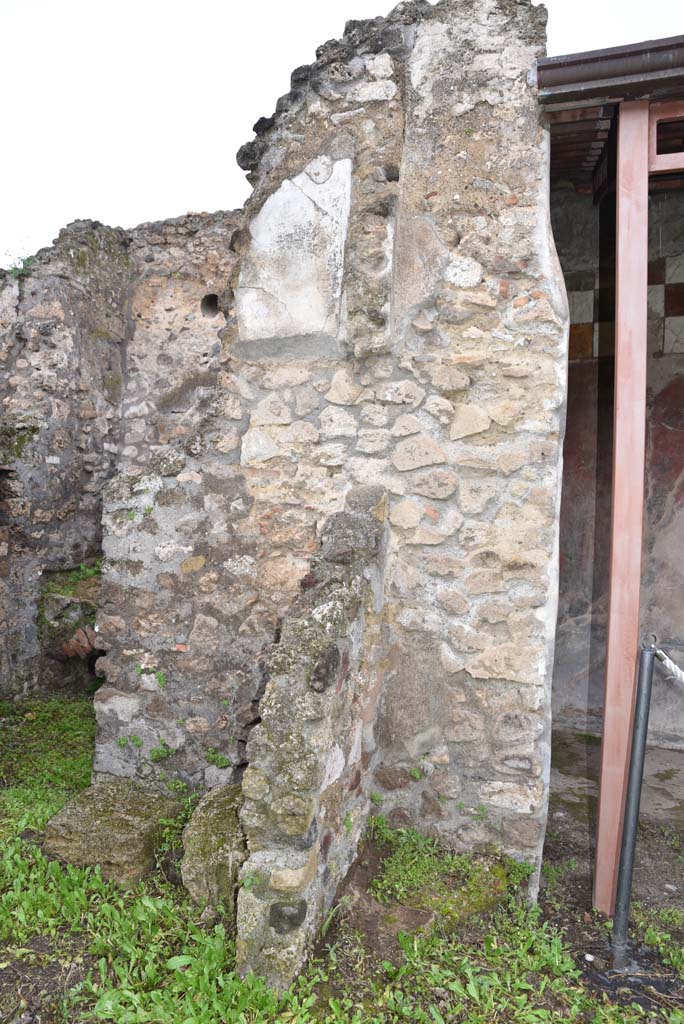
(236, 157), (352, 356)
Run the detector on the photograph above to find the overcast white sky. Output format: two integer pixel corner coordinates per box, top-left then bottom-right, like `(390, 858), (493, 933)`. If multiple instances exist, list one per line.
(0, 0), (681, 264)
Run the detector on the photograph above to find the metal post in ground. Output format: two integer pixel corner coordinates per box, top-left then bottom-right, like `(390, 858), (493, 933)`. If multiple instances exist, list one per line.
(612, 640), (656, 970)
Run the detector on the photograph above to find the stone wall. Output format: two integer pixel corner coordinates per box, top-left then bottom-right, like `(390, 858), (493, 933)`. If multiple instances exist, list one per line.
(2, 0), (569, 990)
(0, 223), (132, 694)
(0, 214), (239, 701)
(228, 0), (564, 983)
(552, 188), (684, 747)
(92, 212), (255, 788)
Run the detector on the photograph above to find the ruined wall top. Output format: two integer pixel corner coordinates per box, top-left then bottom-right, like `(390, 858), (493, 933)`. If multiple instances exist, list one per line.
(237, 0), (548, 195)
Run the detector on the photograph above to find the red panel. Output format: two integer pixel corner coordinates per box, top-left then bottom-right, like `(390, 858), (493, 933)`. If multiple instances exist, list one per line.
(665, 283), (684, 317)
(594, 101), (650, 917)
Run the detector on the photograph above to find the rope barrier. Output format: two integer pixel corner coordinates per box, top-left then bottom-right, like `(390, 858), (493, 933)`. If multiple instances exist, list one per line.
(655, 646), (684, 687)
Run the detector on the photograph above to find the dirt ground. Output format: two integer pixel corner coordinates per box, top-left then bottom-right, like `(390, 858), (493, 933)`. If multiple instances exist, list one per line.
(315, 730), (684, 1017)
(533, 731), (683, 1013)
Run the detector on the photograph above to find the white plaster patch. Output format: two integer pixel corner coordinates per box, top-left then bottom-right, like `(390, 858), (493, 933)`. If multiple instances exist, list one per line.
(240, 428), (283, 465)
(409, 21), (450, 93)
(365, 53), (394, 79)
(101, 693), (142, 723)
(348, 79), (397, 103)
(154, 542), (193, 562)
(444, 255), (483, 288)
(321, 744), (346, 791)
(237, 157), (352, 344)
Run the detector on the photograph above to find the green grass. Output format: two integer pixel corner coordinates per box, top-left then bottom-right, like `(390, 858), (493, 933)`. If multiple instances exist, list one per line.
(367, 816), (528, 926)
(632, 903), (684, 975)
(1, 701), (683, 1023)
(0, 698), (96, 837)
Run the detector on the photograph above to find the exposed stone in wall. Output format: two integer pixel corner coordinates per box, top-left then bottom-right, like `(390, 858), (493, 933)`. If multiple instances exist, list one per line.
(226, 0), (563, 982)
(367, 0), (565, 871)
(236, 488), (388, 987)
(553, 189), (684, 747)
(43, 779), (181, 885)
(0, 213), (240, 701)
(230, 0), (564, 868)
(93, 213), (255, 788)
(0, 222), (132, 694)
(181, 783), (246, 914)
(229, 5), (565, 895)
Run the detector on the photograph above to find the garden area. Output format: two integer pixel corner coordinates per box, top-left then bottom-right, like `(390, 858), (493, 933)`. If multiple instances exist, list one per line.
(1, 697), (683, 1024)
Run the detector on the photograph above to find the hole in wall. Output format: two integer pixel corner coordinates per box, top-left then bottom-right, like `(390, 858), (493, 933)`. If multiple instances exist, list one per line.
(200, 294), (219, 318)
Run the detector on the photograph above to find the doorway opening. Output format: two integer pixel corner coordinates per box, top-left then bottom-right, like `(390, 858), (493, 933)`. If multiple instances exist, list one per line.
(539, 38), (684, 920)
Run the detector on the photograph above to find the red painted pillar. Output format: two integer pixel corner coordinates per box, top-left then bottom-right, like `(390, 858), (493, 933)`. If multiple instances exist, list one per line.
(594, 100), (650, 916)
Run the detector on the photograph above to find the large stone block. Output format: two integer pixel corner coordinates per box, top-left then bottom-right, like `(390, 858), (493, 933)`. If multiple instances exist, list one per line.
(44, 781), (182, 886)
(181, 784), (247, 912)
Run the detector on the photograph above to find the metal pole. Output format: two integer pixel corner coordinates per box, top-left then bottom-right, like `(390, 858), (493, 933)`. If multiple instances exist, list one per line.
(612, 641), (656, 970)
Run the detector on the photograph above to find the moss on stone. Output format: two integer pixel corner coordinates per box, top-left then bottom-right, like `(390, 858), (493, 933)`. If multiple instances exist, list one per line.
(43, 780), (182, 886)
(267, 577), (363, 681)
(0, 423), (38, 463)
(181, 784), (247, 913)
(102, 370), (123, 403)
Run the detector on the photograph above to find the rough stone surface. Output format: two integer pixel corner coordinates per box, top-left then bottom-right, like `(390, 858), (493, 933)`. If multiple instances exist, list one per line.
(0, 222), (132, 694)
(236, 488), (388, 987)
(181, 784), (246, 912)
(43, 780), (181, 885)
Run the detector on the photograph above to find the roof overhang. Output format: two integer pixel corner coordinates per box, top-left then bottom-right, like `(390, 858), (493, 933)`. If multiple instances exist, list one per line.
(538, 34), (684, 109)
(538, 35), (684, 192)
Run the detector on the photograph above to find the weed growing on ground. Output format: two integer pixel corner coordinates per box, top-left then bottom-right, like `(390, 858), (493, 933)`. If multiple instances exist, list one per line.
(1, 703), (683, 1023)
(0, 698), (95, 837)
(367, 815), (525, 923)
(541, 856), (579, 892)
(632, 902), (684, 975)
